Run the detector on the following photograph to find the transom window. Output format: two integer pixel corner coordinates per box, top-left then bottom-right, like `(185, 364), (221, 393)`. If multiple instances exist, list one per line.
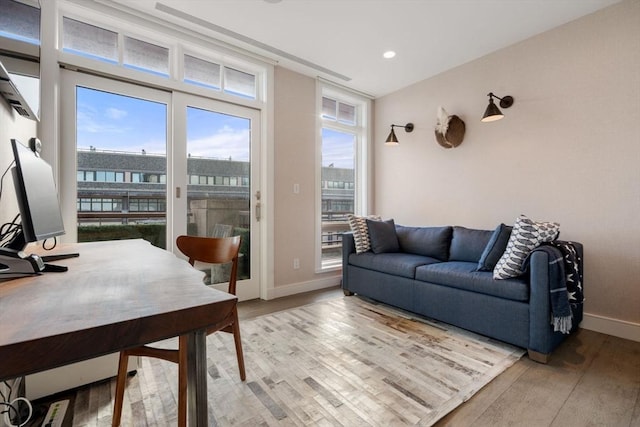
(322, 96), (356, 125)
(60, 16), (257, 100)
(0, 0), (40, 45)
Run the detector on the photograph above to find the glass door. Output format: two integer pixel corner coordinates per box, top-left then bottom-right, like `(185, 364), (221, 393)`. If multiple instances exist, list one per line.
(173, 93), (261, 300)
(61, 72), (261, 300)
(60, 70), (171, 248)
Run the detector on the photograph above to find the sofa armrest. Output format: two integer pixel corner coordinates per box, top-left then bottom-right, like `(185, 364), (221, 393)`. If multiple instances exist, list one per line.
(528, 242), (584, 357)
(342, 232), (355, 291)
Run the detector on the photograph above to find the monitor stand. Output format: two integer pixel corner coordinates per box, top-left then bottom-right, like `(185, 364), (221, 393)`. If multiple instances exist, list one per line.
(0, 232), (79, 279)
(41, 253), (80, 263)
(0, 247), (44, 279)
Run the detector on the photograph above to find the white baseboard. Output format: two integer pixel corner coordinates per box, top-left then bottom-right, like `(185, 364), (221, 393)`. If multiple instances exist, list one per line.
(581, 313), (640, 342)
(266, 276), (341, 300)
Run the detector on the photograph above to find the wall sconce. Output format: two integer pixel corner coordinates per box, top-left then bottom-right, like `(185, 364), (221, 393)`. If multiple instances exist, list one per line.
(385, 123), (414, 145)
(481, 92), (514, 122)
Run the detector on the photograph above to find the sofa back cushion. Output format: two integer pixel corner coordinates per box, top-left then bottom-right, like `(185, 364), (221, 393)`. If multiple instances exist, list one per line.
(395, 225), (452, 261)
(449, 226), (493, 262)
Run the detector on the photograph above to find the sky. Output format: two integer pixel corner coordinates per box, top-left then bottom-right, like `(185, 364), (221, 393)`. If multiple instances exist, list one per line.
(77, 86), (250, 160)
(76, 86), (355, 169)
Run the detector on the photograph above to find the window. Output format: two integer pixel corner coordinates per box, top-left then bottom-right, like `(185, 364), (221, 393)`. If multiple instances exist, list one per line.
(224, 67), (256, 99)
(132, 172), (166, 183)
(0, 0), (40, 45)
(317, 88), (370, 271)
(77, 197), (122, 212)
(184, 54), (221, 90)
(123, 36), (169, 77)
(322, 96), (356, 125)
(80, 170), (125, 182)
(130, 198), (166, 212)
(62, 17), (118, 63)
(60, 15), (259, 101)
(183, 54), (257, 100)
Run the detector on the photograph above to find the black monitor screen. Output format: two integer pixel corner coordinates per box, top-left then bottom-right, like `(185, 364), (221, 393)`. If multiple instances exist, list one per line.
(11, 139), (65, 245)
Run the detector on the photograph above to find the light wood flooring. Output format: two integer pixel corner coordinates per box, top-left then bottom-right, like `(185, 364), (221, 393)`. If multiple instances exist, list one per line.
(35, 287), (640, 426)
(243, 287), (640, 427)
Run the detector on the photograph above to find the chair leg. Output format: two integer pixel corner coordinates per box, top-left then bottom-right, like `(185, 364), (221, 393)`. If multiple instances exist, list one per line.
(177, 336), (188, 427)
(112, 351), (129, 427)
(231, 307), (246, 381)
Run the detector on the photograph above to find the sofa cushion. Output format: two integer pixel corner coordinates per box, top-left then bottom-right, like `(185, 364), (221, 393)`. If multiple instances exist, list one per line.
(349, 252), (440, 279)
(449, 226), (493, 262)
(477, 224), (513, 271)
(415, 261), (529, 302)
(367, 218), (400, 254)
(494, 215), (560, 279)
(395, 225), (452, 261)
(348, 214), (381, 253)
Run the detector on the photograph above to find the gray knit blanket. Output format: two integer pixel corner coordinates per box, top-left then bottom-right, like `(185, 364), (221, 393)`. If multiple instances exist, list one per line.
(524, 241), (584, 334)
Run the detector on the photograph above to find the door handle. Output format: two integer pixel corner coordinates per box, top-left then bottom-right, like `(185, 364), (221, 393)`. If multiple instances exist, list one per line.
(255, 190), (261, 221)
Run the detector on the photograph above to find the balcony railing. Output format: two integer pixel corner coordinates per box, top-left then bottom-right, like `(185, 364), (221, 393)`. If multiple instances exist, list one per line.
(321, 216), (351, 267)
(78, 210), (351, 267)
(77, 211), (166, 226)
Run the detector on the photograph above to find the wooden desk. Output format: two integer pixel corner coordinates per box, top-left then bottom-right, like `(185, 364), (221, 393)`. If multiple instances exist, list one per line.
(0, 239), (237, 426)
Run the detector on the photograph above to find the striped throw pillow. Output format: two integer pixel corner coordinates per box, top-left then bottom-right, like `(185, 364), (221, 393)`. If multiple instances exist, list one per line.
(493, 215), (560, 279)
(348, 214), (382, 254)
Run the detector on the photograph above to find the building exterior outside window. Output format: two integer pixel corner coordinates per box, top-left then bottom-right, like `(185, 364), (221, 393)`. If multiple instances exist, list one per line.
(318, 87), (370, 270)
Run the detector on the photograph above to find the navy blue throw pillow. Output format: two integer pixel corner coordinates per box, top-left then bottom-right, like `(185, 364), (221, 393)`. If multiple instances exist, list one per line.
(477, 223), (513, 271)
(366, 219), (400, 254)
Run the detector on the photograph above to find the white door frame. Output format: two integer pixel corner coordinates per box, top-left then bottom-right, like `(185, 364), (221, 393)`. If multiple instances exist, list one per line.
(60, 70), (264, 300)
(173, 91), (261, 300)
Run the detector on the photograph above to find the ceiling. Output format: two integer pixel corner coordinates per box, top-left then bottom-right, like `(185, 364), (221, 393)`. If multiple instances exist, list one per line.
(106, 0), (621, 98)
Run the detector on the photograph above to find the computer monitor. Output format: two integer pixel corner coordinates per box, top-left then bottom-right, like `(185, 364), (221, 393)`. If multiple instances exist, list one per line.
(7, 138), (65, 251)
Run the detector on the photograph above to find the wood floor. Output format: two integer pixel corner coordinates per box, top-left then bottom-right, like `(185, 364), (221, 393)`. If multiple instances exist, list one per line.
(37, 287), (640, 426)
(241, 287), (640, 427)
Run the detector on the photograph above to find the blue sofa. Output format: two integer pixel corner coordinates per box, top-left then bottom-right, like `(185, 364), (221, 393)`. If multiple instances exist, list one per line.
(342, 224), (583, 362)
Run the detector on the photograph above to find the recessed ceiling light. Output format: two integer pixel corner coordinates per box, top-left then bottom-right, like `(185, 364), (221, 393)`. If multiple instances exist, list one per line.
(383, 51), (396, 59)
(264, 0), (282, 3)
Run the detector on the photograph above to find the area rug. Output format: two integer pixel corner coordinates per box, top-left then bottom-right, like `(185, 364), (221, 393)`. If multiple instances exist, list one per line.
(200, 296), (525, 426)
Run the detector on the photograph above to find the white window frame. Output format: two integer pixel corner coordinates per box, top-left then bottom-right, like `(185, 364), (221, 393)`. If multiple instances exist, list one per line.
(56, 2), (266, 109)
(315, 81), (372, 272)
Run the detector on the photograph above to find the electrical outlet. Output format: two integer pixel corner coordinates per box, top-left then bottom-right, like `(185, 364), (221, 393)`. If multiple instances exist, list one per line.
(293, 258), (300, 269)
(293, 183), (300, 194)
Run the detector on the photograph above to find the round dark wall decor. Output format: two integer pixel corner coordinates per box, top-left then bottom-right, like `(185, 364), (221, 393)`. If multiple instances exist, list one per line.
(434, 107), (466, 149)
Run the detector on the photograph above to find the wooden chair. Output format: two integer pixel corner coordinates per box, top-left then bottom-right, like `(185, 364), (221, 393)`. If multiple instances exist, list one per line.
(112, 235), (245, 427)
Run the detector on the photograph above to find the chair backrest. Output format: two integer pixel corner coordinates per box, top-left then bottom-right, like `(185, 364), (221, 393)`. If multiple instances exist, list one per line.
(176, 235), (242, 295)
